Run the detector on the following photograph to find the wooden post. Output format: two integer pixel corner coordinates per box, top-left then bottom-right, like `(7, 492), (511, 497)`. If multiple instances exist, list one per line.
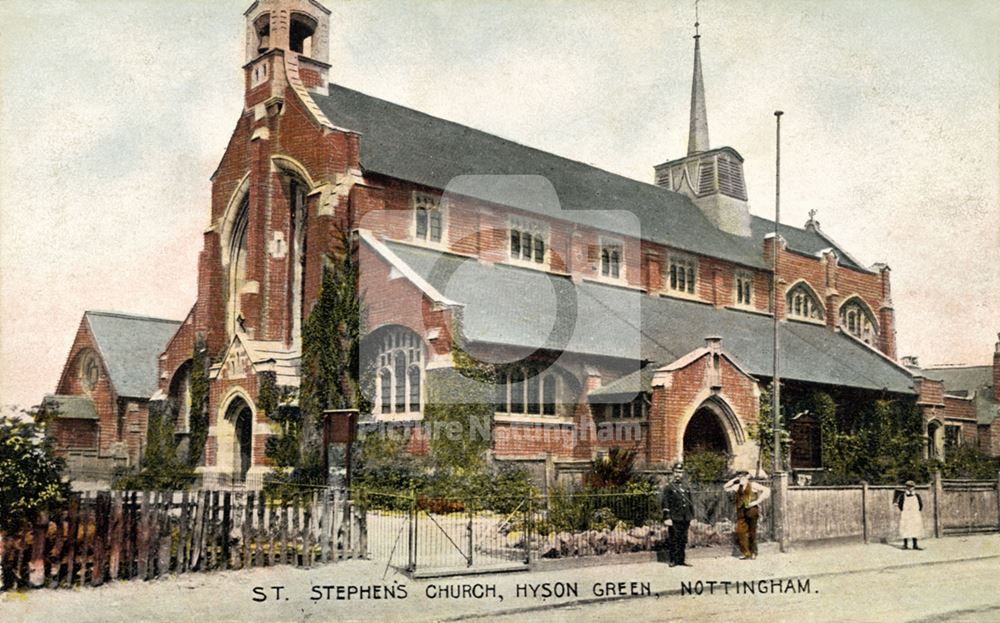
(107, 492), (123, 580)
(267, 498), (277, 567)
(28, 511), (48, 588)
(861, 481), (869, 544)
(47, 508), (66, 588)
(996, 471), (1000, 531)
(319, 490), (331, 563)
(190, 491), (206, 571)
(91, 491), (110, 586)
(157, 492), (174, 577)
(255, 492), (266, 568)
(933, 470), (943, 539)
(770, 473), (790, 551)
(222, 492), (232, 569)
(291, 500), (301, 567)
(280, 503), (291, 566)
(177, 491), (190, 573)
(81, 495), (96, 584)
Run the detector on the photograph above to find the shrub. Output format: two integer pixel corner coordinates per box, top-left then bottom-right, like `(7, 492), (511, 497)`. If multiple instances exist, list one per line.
(683, 450), (730, 484)
(942, 444), (999, 480)
(1, 410), (71, 535)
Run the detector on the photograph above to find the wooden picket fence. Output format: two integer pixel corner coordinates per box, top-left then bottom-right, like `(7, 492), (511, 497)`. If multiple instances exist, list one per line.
(1, 488), (364, 590)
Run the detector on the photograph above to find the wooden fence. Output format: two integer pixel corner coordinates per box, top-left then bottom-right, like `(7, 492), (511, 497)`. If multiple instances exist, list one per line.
(1, 488), (363, 590)
(780, 473), (1000, 547)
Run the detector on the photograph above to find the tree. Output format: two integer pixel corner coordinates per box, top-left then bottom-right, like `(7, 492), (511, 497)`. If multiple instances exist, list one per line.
(267, 225), (368, 493)
(0, 408), (71, 535)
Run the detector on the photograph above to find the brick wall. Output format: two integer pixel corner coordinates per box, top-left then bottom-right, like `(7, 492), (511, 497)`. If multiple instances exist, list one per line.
(54, 319), (120, 459)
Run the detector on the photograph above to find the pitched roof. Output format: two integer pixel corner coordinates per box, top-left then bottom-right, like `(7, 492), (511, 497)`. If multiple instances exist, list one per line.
(313, 84), (858, 271)
(921, 365), (998, 425)
(921, 365), (993, 394)
(381, 241), (915, 395)
(43, 395), (98, 420)
(84, 311), (182, 398)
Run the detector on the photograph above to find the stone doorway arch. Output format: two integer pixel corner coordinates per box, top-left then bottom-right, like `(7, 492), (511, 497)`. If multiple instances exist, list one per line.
(217, 391), (255, 482)
(683, 406), (731, 455)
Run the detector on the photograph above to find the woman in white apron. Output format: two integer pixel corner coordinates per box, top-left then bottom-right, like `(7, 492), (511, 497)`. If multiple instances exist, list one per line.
(893, 480), (924, 550)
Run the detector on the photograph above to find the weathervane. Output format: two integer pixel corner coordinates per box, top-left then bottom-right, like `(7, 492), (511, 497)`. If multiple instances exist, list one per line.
(694, 0), (701, 38)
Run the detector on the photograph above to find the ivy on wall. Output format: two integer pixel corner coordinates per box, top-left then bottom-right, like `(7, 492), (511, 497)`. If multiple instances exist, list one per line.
(186, 335), (210, 469)
(265, 225), (368, 494)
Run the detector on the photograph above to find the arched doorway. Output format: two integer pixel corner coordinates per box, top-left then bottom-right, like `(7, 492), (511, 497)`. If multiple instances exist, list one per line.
(926, 420), (942, 460)
(222, 396), (254, 482)
(683, 407), (729, 455)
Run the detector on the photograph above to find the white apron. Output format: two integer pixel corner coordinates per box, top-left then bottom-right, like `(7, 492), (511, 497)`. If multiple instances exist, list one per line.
(898, 493), (923, 539)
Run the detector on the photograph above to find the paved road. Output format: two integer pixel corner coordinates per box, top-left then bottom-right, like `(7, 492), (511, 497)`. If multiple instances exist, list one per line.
(487, 557), (1000, 623)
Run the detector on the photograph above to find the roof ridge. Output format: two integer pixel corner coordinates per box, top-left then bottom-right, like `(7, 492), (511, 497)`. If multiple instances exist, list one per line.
(325, 82), (677, 196)
(84, 310), (183, 325)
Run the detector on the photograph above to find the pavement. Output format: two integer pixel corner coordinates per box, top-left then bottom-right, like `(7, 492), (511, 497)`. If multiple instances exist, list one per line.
(1, 533), (998, 623)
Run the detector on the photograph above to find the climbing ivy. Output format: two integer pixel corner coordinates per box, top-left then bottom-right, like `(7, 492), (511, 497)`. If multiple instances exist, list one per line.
(186, 334), (210, 469)
(265, 225), (367, 494)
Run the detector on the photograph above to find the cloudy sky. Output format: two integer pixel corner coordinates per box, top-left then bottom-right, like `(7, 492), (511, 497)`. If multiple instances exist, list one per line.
(1, 0), (998, 408)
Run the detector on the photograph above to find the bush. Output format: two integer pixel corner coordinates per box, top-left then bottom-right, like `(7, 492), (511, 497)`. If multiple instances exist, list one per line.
(1, 411), (71, 535)
(942, 444), (999, 480)
(683, 450), (730, 484)
(586, 448), (639, 489)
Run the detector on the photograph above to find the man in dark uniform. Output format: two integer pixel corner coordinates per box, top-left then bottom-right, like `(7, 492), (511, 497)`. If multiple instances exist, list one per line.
(662, 462), (694, 566)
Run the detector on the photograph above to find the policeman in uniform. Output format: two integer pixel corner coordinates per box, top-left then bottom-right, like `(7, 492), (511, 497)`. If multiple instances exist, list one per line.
(662, 462), (694, 566)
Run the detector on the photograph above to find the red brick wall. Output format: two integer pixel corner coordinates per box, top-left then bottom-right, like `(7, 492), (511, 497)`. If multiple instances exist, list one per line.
(916, 378), (945, 407)
(54, 319), (119, 458)
(159, 307), (197, 394)
(359, 240), (455, 357)
(648, 353), (759, 467)
(50, 419), (98, 453)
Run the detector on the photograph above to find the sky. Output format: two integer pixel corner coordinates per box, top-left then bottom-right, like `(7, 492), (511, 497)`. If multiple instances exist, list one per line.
(1, 0), (998, 408)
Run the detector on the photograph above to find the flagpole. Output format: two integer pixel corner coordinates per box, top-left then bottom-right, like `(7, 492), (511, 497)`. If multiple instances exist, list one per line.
(772, 110), (783, 476)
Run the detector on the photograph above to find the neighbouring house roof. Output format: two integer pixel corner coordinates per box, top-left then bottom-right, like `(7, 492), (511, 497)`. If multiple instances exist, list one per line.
(380, 241), (916, 395)
(922, 365), (998, 425)
(314, 84), (862, 272)
(84, 311), (182, 399)
(42, 394), (98, 420)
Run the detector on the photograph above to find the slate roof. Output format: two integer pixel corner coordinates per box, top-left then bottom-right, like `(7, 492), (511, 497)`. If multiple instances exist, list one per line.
(382, 241), (915, 395)
(588, 366), (657, 401)
(314, 84), (858, 272)
(921, 365), (998, 425)
(84, 311), (182, 399)
(921, 365), (992, 394)
(43, 395), (98, 420)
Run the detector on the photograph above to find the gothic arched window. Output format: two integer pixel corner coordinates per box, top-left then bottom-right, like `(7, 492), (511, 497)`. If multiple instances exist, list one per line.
(839, 298), (878, 345)
(785, 282), (824, 322)
(374, 327), (424, 416)
(228, 196), (250, 336)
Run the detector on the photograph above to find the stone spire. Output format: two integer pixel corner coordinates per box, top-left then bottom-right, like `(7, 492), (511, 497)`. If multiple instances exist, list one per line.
(687, 15), (710, 155)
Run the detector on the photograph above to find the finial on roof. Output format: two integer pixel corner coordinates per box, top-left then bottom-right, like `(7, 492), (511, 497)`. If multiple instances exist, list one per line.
(687, 0), (710, 155)
(805, 209), (820, 230)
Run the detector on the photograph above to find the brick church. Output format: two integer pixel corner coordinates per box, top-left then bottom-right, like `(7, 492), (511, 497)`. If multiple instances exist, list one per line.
(45, 0), (1000, 487)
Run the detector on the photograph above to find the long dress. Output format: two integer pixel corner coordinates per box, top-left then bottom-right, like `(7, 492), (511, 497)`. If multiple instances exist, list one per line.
(898, 493), (923, 539)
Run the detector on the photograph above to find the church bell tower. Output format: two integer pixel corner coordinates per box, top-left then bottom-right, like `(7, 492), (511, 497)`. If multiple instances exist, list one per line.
(243, 0), (332, 104)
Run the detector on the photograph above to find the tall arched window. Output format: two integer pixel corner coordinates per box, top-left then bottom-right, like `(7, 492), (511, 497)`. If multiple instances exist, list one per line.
(289, 179), (307, 345)
(373, 327), (424, 416)
(839, 298), (878, 345)
(228, 196), (250, 336)
(785, 282), (824, 322)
